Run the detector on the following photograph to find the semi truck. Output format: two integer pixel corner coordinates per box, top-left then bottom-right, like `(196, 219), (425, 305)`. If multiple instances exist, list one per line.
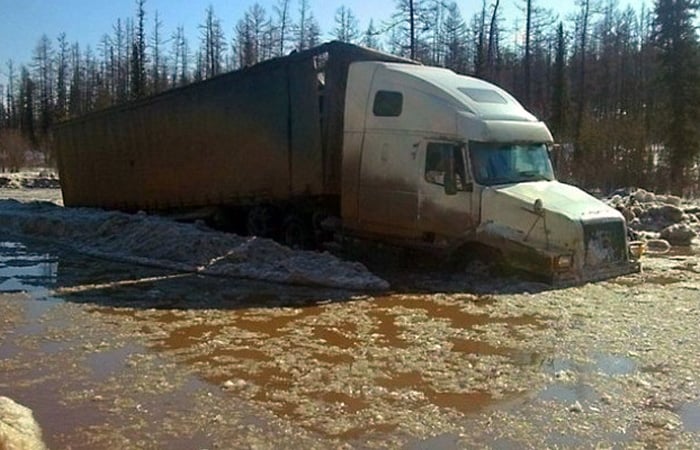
(54, 41), (642, 283)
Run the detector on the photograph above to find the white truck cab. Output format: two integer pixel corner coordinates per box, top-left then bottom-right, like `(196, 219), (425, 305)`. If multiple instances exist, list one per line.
(341, 61), (641, 282)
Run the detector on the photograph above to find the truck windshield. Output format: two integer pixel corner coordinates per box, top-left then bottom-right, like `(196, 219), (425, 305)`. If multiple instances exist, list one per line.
(469, 142), (554, 186)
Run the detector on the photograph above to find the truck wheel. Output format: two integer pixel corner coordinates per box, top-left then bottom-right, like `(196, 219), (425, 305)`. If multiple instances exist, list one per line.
(283, 215), (312, 250)
(247, 206), (277, 238)
(450, 243), (505, 273)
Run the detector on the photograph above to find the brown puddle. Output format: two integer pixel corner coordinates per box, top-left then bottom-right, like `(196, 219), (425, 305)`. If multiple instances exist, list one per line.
(371, 295), (546, 330)
(158, 323), (225, 350)
(318, 391), (368, 413)
(108, 292), (550, 438)
(231, 308), (323, 337)
(313, 324), (357, 349)
(367, 308), (409, 348)
(427, 391), (494, 415)
(0, 297), (221, 449)
(377, 370), (425, 390)
(185, 346), (275, 366)
(312, 351), (354, 364)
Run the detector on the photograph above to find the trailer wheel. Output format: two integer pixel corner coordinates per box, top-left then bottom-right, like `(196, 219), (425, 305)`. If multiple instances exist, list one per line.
(283, 215), (312, 250)
(247, 206), (277, 238)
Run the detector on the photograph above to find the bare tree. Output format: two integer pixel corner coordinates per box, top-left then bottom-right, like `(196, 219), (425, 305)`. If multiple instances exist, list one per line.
(68, 42), (83, 116)
(150, 10), (167, 93)
(333, 6), (360, 44)
(442, 2), (469, 73)
(273, 0), (292, 56)
(362, 19), (382, 50)
(486, 0), (501, 80)
(32, 35), (55, 143)
(199, 5), (226, 78)
(5, 60), (17, 128)
(235, 3), (270, 68)
(18, 66), (36, 145)
(550, 22), (568, 140)
(0, 86), (5, 130)
(388, 0), (429, 60)
(515, 0), (556, 111)
(572, 0), (597, 169)
(170, 25), (189, 86)
(294, 0), (320, 51)
(111, 19), (129, 103)
(473, 0), (488, 77)
(130, 0), (148, 99)
(98, 33), (114, 103)
(55, 33), (70, 120)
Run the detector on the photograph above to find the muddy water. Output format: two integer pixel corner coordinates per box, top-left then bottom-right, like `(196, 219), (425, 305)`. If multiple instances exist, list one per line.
(0, 238), (552, 445)
(88, 291), (550, 440)
(2, 238), (700, 447)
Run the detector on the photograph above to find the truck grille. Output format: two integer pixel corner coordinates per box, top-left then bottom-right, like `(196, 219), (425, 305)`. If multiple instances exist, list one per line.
(582, 220), (627, 268)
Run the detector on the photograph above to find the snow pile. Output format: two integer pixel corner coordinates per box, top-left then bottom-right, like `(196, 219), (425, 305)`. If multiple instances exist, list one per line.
(607, 188), (700, 246)
(0, 200), (389, 291)
(0, 396), (46, 450)
(0, 169), (60, 189)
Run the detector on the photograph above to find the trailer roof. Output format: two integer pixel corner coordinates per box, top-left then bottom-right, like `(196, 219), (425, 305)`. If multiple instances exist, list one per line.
(53, 42), (418, 129)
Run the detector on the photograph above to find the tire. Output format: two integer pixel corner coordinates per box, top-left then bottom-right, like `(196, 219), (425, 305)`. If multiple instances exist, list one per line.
(450, 243), (505, 273)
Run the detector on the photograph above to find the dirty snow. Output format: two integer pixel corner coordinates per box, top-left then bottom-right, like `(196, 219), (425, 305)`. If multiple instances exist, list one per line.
(606, 188), (700, 248)
(0, 396), (46, 450)
(0, 199), (388, 291)
(0, 169), (60, 190)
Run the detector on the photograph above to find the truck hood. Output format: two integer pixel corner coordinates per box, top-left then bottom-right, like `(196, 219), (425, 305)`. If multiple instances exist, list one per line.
(475, 180), (638, 282)
(479, 180), (625, 255)
(484, 180), (621, 222)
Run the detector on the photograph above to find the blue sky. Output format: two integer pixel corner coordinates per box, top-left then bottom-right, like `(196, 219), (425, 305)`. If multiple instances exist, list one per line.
(0, 0), (644, 84)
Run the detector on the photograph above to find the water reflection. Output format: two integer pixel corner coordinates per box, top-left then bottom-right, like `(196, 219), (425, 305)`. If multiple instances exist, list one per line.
(680, 401), (700, 433)
(0, 240), (58, 296)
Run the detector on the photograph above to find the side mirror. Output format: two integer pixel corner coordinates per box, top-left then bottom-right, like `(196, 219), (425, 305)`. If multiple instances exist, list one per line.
(548, 143), (561, 172)
(444, 170), (458, 195)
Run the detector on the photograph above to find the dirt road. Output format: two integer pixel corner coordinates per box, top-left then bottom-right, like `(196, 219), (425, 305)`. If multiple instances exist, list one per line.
(1, 234), (699, 448)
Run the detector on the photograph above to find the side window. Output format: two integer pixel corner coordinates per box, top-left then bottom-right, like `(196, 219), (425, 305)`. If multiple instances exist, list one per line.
(425, 144), (448, 185)
(373, 91), (403, 117)
(425, 143), (469, 190)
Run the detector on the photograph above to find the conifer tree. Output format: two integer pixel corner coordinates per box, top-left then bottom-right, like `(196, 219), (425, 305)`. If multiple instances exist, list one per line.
(653, 0), (700, 194)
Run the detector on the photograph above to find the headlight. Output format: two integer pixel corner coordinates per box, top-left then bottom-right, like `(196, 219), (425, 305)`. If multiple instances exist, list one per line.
(555, 255), (573, 269)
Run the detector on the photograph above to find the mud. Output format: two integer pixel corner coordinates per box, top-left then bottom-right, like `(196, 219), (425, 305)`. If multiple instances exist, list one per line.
(1, 236), (699, 448)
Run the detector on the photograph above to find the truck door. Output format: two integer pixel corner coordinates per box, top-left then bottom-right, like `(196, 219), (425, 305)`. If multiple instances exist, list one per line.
(357, 130), (420, 238)
(418, 141), (477, 238)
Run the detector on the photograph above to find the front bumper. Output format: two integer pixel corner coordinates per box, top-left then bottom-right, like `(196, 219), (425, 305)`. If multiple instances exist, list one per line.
(551, 259), (641, 285)
(491, 238), (642, 285)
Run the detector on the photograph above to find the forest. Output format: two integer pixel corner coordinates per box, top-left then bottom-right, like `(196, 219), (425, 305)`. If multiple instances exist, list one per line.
(0, 0), (699, 195)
